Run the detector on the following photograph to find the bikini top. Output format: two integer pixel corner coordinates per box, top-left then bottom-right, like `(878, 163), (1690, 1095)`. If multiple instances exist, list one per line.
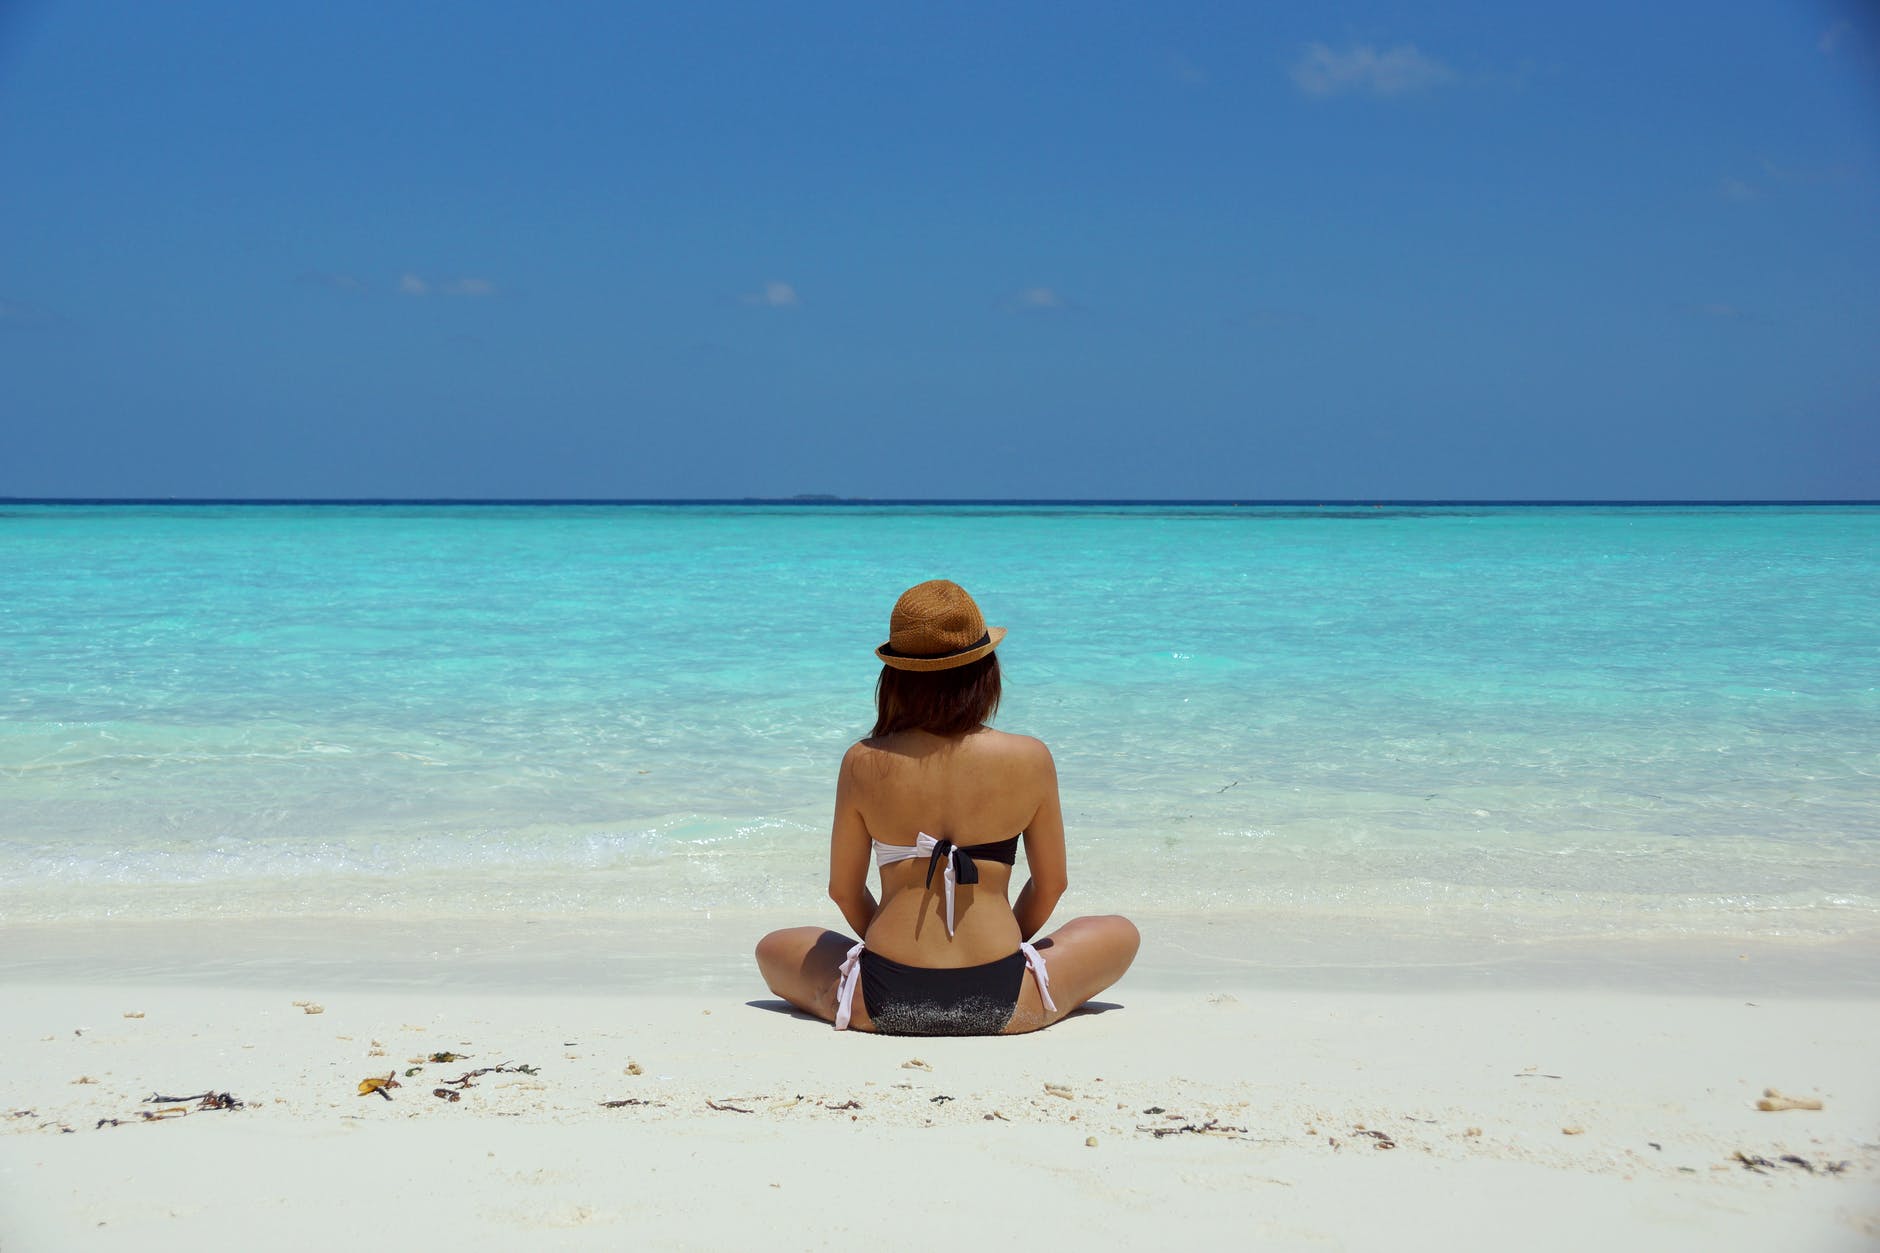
(872, 832), (1020, 937)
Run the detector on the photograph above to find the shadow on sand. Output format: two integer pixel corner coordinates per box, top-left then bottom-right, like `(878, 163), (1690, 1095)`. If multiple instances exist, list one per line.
(744, 997), (1123, 1022)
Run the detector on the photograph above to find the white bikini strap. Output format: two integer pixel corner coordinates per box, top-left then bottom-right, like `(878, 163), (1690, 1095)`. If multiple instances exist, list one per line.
(932, 836), (958, 937)
(1020, 941), (1058, 1014)
(833, 940), (866, 1031)
(875, 833), (975, 937)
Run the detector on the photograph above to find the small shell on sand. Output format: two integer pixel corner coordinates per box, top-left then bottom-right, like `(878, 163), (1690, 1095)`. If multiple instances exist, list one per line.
(901, 1058), (931, 1071)
(1085, 1136), (1099, 1148)
(1043, 1083), (1074, 1100)
(1562, 1126), (1585, 1136)
(1756, 1088), (1823, 1112)
(626, 1061), (644, 1076)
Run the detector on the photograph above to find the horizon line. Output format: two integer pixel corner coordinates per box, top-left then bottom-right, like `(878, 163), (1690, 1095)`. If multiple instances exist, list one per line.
(2, 497), (1877, 508)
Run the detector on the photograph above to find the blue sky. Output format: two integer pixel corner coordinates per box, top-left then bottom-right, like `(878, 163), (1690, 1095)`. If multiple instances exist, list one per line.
(1, 1), (1875, 499)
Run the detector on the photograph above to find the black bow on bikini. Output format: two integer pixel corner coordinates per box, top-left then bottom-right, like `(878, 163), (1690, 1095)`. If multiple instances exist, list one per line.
(924, 837), (980, 890)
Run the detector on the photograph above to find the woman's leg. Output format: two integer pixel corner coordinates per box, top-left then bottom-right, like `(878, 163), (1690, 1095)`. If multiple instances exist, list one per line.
(1005, 914), (1140, 1034)
(754, 927), (873, 1029)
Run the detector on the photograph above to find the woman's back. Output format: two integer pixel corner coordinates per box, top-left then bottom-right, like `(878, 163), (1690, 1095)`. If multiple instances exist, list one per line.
(846, 726), (1052, 967)
(755, 577), (1133, 1035)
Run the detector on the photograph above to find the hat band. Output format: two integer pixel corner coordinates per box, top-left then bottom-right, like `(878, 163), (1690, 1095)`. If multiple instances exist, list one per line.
(877, 631), (991, 662)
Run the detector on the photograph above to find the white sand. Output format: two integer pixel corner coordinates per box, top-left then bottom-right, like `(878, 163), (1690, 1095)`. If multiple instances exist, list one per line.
(3, 919), (1877, 1252)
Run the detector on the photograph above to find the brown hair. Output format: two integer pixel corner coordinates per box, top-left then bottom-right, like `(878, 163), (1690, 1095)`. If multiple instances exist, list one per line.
(872, 653), (1001, 738)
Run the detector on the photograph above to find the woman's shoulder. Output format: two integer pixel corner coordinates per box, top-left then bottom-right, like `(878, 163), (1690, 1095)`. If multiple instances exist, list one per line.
(972, 727), (1053, 763)
(956, 729), (1056, 784)
(846, 727), (1053, 767)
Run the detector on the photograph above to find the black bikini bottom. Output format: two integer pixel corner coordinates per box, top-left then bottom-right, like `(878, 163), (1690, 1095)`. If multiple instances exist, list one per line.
(859, 950), (1026, 1037)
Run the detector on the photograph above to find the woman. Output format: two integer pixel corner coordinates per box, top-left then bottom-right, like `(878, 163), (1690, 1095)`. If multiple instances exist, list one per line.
(756, 579), (1139, 1034)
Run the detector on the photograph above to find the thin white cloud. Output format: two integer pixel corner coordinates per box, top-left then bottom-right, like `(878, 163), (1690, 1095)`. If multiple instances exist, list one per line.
(439, 277), (497, 297)
(1760, 156), (1854, 186)
(1164, 51), (1209, 88)
(741, 280), (799, 308)
(396, 273), (496, 298)
(1718, 176), (1758, 202)
(1009, 286), (1064, 312)
(1291, 42), (1454, 97)
(298, 271), (367, 292)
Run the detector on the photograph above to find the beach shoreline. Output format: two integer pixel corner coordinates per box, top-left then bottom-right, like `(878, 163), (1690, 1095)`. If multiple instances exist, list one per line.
(6, 908), (1877, 996)
(4, 920), (1876, 1250)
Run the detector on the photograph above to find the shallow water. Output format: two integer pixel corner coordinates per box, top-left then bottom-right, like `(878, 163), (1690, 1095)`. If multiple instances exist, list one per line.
(2, 503), (1875, 943)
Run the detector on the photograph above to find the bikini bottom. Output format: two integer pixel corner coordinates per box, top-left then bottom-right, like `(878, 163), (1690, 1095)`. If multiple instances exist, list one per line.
(858, 950), (1026, 1036)
(833, 939), (1056, 1034)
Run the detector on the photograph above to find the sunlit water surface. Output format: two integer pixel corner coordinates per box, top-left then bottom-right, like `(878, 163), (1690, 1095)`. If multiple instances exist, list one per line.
(3, 504), (1875, 948)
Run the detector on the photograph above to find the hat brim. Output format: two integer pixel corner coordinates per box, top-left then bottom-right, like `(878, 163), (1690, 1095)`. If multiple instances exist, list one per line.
(876, 625), (1006, 672)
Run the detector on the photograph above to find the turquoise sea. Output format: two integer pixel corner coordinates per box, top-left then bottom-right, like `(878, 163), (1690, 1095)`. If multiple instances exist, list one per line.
(2, 503), (1876, 946)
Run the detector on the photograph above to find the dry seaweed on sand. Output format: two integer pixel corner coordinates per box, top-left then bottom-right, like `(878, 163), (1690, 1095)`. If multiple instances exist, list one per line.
(1135, 1119), (1249, 1140)
(1732, 1150), (1849, 1175)
(600, 1098), (663, 1108)
(428, 1052), (469, 1064)
(98, 1092), (245, 1127)
(146, 1091), (244, 1111)
(437, 1063), (539, 1089)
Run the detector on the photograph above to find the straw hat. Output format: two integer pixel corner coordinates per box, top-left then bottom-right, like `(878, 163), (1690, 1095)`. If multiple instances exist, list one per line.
(875, 580), (1007, 672)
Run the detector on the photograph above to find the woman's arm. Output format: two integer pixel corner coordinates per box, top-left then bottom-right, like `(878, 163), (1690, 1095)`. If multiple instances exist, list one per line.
(1014, 742), (1068, 941)
(827, 744), (879, 938)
